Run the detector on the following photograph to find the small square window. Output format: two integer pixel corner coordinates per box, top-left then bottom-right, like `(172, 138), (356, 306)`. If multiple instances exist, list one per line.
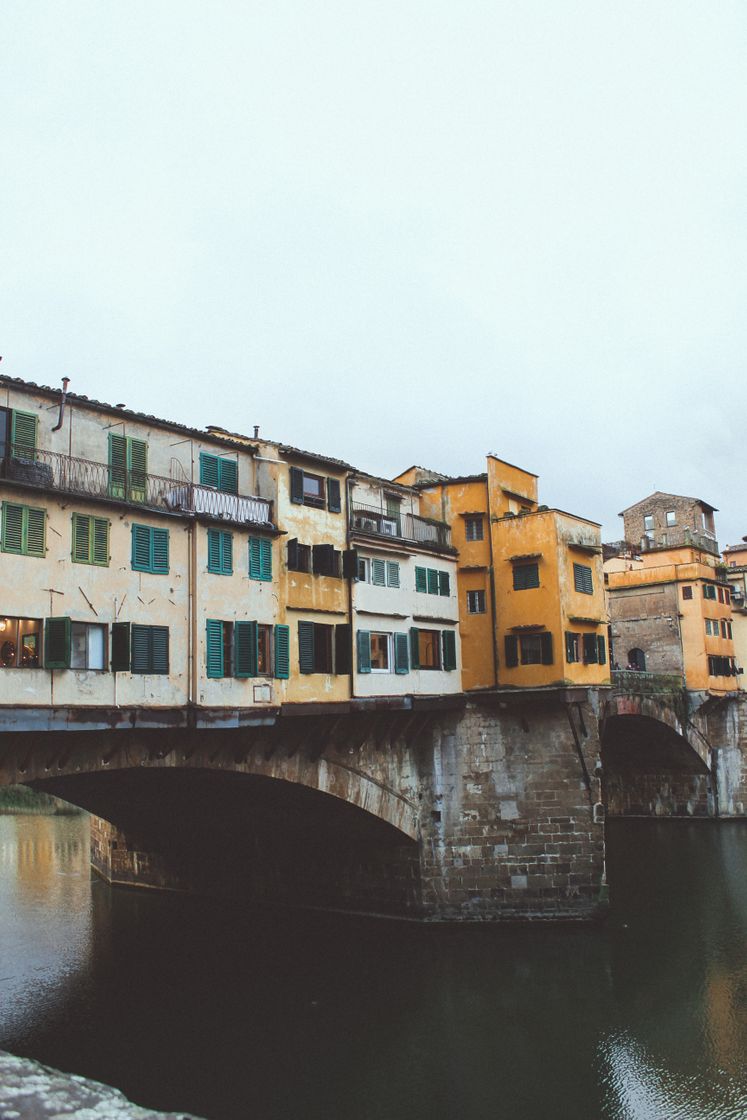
(682, 586), (693, 600)
(666, 511), (677, 527)
(467, 590), (486, 614)
(465, 517), (484, 542)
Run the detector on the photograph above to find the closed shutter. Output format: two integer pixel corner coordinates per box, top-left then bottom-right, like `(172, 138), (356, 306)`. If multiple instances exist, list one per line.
(540, 632), (554, 665)
(25, 507), (45, 557)
(108, 433), (127, 498)
(130, 625), (151, 673)
(221, 531), (233, 575)
(73, 514), (91, 563)
(128, 439), (147, 502)
(356, 630), (371, 674)
(386, 561), (400, 588)
(513, 563), (539, 590)
(427, 569), (439, 595)
(583, 633), (598, 664)
(312, 543), (334, 576)
(415, 567), (427, 593)
(504, 635), (519, 668)
(298, 621), (314, 674)
(150, 626), (169, 674)
(131, 524), (152, 570)
(2, 503), (23, 552)
(152, 528), (169, 574)
(438, 571), (450, 597)
(235, 620), (257, 678)
(410, 628), (420, 670)
(597, 634), (607, 665)
(111, 622), (131, 671)
(11, 410), (37, 455)
(290, 466), (304, 504)
(573, 564), (593, 595)
(92, 518), (109, 566)
(44, 617), (71, 669)
(442, 630), (457, 671)
(371, 559), (386, 586)
(249, 537), (261, 579)
(394, 632), (409, 674)
(207, 529), (222, 572)
(199, 452), (220, 489)
(218, 457), (238, 494)
(259, 538), (272, 581)
(327, 478), (341, 513)
(205, 619), (224, 678)
(274, 624), (290, 679)
(335, 624), (351, 675)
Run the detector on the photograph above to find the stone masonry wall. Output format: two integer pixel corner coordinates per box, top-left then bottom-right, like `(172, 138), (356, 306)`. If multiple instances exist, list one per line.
(608, 583), (684, 674)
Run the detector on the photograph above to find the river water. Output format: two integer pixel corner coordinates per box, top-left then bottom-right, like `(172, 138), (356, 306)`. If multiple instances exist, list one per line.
(1, 814), (746, 1120)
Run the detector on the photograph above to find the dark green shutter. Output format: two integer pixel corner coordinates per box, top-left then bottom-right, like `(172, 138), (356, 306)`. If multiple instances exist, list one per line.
(128, 439), (147, 502)
(583, 633), (598, 664)
(573, 563), (593, 595)
(108, 433), (127, 498)
(371, 559), (386, 586)
(218, 457), (238, 494)
(394, 632), (409, 674)
(44, 617), (71, 669)
(92, 518), (109, 565)
(152, 528), (169, 574)
(207, 528), (222, 572)
(386, 561), (400, 588)
(327, 478), (341, 513)
(442, 630), (457, 671)
(312, 543), (334, 576)
(504, 635), (519, 668)
(235, 620), (257, 678)
(72, 513), (90, 563)
(540, 632), (554, 665)
(150, 626), (169, 674)
(597, 634), (607, 665)
(111, 623), (130, 671)
(25, 507), (45, 557)
(298, 621), (314, 674)
(206, 619), (224, 678)
(357, 630), (371, 674)
(274, 625), (290, 678)
(222, 532), (233, 574)
(130, 625), (150, 673)
(514, 563), (540, 590)
(200, 452), (220, 488)
(11, 410), (37, 455)
(131, 524), (151, 570)
(410, 628), (420, 670)
(259, 538), (272, 581)
(427, 569), (439, 595)
(287, 538), (299, 570)
(415, 567), (427, 593)
(438, 571), (450, 597)
(335, 624), (351, 675)
(2, 503), (23, 553)
(290, 467), (304, 504)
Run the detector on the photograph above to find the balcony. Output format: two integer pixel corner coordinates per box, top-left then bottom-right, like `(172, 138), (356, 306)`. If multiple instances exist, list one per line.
(350, 502), (452, 551)
(0, 445), (274, 528)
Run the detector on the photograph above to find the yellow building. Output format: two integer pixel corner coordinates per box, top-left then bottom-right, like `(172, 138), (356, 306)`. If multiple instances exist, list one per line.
(722, 541), (747, 689)
(395, 456), (609, 690)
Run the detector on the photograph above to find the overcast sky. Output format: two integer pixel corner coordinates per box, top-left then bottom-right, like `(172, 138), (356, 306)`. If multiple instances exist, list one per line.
(2, 2), (745, 545)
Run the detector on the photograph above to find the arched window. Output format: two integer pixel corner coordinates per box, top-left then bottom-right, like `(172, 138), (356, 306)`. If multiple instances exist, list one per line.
(628, 648), (646, 671)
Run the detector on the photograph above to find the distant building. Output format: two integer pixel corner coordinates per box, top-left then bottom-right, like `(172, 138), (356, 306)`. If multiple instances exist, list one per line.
(722, 540), (747, 687)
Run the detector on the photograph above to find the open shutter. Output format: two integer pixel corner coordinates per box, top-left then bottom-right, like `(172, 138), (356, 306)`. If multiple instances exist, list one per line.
(11, 410), (37, 456)
(287, 538), (299, 571)
(72, 514), (91, 563)
(274, 625), (290, 679)
(44, 617), (71, 669)
(152, 528), (169, 574)
(597, 634), (607, 665)
(326, 478), (341, 513)
(394, 632), (409, 674)
(199, 452), (220, 489)
(371, 559), (386, 586)
(222, 531), (233, 574)
(356, 630), (371, 674)
(583, 633), (598, 664)
(504, 635), (519, 668)
(540, 632), (554, 665)
(410, 627), (421, 670)
(1, 503), (23, 553)
(414, 567), (427, 593)
(111, 623), (130, 672)
(92, 518), (109, 566)
(386, 561), (400, 588)
(335, 624), (351, 675)
(290, 466), (304, 504)
(298, 621), (314, 674)
(342, 549), (358, 579)
(442, 630), (457, 671)
(205, 619), (224, 678)
(218, 457), (238, 494)
(108, 433), (127, 498)
(235, 620), (258, 678)
(150, 626), (169, 674)
(127, 439), (147, 502)
(438, 571), (450, 597)
(25, 508), (45, 557)
(427, 569), (439, 595)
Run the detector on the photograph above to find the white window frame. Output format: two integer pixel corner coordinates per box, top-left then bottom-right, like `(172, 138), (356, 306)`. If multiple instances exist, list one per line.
(369, 631), (392, 673)
(71, 622), (107, 671)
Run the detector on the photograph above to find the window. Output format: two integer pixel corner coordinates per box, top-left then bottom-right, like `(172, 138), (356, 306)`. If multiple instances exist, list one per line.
(207, 528), (233, 575)
(108, 434), (147, 502)
(287, 539), (312, 573)
(643, 515), (654, 532)
(1, 502), (45, 557)
(573, 563), (593, 595)
(312, 544), (341, 577)
(565, 631), (580, 663)
(357, 557), (369, 582)
(249, 537), (272, 581)
(111, 623), (169, 675)
(467, 590), (486, 614)
(703, 584), (717, 600)
(412, 628), (441, 670)
(582, 633), (599, 664)
(721, 620), (729, 639)
(513, 563), (539, 591)
(370, 632), (391, 671)
(505, 632), (553, 667)
(465, 516), (484, 542)
(289, 467), (341, 512)
(131, 524), (169, 574)
(71, 623), (107, 670)
(725, 588), (731, 605)
(298, 621), (335, 674)
(666, 510), (677, 526)
(72, 513), (109, 566)
(0, 616), (41, 668)
(257, 625), (273, 675)
(366, 558), (400, 587)
(199, 452), (238, 494)
(1, 408), (37, 464)
(682, 586), (693, 600)
(708, 655), (736, 677)
(415, 566), (450, 596)
(356, 630), (408, 674)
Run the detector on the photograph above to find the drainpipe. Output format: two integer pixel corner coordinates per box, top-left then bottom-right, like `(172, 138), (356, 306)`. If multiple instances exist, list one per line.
(52, 378), (70, 432)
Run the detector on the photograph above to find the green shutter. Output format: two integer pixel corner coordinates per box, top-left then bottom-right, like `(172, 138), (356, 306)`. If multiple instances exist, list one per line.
(2, 503), (23, 553)
(371, 559), (386, 586)
(44, 617), (71, 669)
(128, 439), (147, 502)
(504, 635), (519, 668)
(131, 625), (151, 673)
(92, 518), (109, 566)
(438, 571), (450, 597)
(386, 561), (400, 588)
(327, 478), (341, 513)
(111, 622), (131, 671)
(259, 538), (272, 581)
(540, 632), (554, 665)
(410, 628), (420, 670)
(394, 632), (409, 674)
(72, 513), (90, 563)
(206, 619), (224, 678)
(235, 620), (257, 678)
(335, 624), (351, 675)
(218, 457), (238, 494)
(274, 624), (290, 679)
(249, 537), (261, 579)
(200, 452), (220, 489)
(222, 531), (233, 574)
(583, 633), (598, 664)
(427, 569), (439, 595)
(131, 524), (152, 571)
(151, 528), (169, 574)
(207, 528), (222, 572)
(290, 466), (304, 504)
(25, 507), (46, 557)
(150, 626), (169, 674)
(357, 630), (371, 674)
(442, 630), (457, 671)
(108, 433), (127, 499)
(573, 563), (593, 595)
(11, 410), (37, 455)
(597, 634), (607, 665)
(298, 621), (314, 674)
(414, 567), (427, 593)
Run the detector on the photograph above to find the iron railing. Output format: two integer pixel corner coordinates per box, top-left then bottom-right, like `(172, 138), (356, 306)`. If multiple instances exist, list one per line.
(350, 501), (452, 550)
(1, 445), (274, 527)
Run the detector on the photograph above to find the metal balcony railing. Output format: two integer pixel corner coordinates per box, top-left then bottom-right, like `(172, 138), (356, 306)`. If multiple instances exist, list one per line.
(350, 502), (452, 550)
(1, 445), (274, 528)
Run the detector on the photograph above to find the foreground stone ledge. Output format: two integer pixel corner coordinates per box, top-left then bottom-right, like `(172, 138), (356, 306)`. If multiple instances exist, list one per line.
(0, 1051), (205, 1120)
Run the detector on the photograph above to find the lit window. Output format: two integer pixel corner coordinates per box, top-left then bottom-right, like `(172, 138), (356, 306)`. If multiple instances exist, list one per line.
(0, 617), (41, 668)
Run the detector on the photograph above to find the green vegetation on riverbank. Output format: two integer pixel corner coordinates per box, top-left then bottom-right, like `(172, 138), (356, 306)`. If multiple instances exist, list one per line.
(0, 785), (82, 815)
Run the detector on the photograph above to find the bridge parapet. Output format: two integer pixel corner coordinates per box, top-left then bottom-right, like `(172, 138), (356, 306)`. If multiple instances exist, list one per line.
(611, 670), (686, 696)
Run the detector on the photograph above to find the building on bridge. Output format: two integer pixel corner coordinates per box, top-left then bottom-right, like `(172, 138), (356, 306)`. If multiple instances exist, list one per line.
(723, 539), (747, 688)
(604, 493), (740, 693)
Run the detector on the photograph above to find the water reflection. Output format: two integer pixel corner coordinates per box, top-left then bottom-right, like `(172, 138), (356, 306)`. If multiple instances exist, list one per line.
(0, 815), (746, 1120)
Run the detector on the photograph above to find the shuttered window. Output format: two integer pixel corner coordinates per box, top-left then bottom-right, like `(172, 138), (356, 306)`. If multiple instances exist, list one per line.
(298, 621), (333, 673)
(414, 567), (427, 594)
(427, 569), (439, 595)
(234, 620), (258, 678)
(442, 629), (457, 671)
(394, 632), (409, 674)
(1, 502), (45, 557)
(357, 630), (371, 674)
(416, 566), (449, 595)
(274, 624), (290, 679)
(44, 617), (71, 669)
(72, 514), (109, 566)
(386, 561), (400, 588)
(335, 624), (351, 675)
(128, 625), (169, 674)
(438, 571), (450, 597)
(108, 435), (147, 502)
(565, 631), (580, 663)
(573, 563), (593, 595)
(504, 635), (519, 668)
(513, 563), (539, 590)
(10, 410), (38, 456)
(371, 559), (386, 587)
(298, 621), (315, 674)
(249, 537), (272, 581)
(597, 635), (607, 665)
(131, 524), (169, 573)
(582, 633), (598, 664)
(326, 478), (342, 513)
(199, 452), (238, 494)
(207, 528), (233, 575)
